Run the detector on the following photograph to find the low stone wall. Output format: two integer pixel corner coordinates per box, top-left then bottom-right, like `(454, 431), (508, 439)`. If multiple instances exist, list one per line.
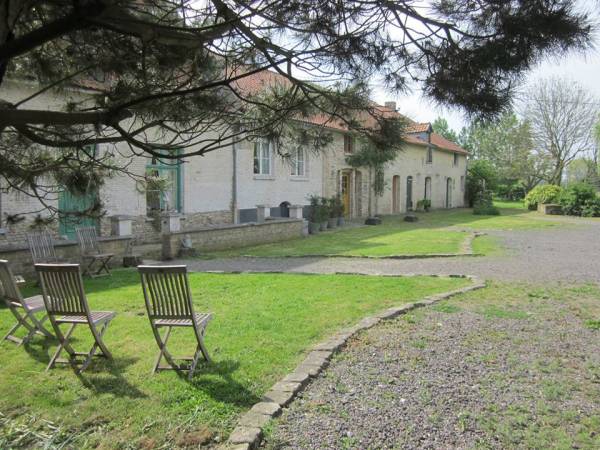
(162, 219), (304, 259)
(0, 237), (162, 279)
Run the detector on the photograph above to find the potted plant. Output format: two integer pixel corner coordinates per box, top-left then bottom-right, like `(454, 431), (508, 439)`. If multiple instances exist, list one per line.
(335, 195), (345, 226)
(318, 197), (330, 231)
(307, 195), (321, 234)
(327, 197), (338, 229)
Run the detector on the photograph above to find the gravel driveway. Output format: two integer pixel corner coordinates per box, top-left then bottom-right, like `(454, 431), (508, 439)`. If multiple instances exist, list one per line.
(263, 285), (600, 449)
(180, 220), (600, 283)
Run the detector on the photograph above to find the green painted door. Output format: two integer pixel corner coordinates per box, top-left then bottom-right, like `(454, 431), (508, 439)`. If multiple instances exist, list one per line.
(58, 189), (98, 239)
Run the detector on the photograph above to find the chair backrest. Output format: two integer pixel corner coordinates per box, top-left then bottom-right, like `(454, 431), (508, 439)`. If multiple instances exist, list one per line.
(26, 231), (58, 264)
(76, 226), (100, 255)
(138, 265), (195, 319)
(35, 264), (89, 317)
(0, 260), (23, 306)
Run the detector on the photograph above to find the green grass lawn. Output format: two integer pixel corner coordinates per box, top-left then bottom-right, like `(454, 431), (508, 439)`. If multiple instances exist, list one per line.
(0, 269), (468, 449)
(209, 206), (565, 258)
(493, 199), (527, 210)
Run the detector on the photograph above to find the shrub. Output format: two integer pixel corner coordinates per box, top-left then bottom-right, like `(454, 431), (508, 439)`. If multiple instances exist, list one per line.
(558, 182), (598, 216)
(581, 198), (600, 217)
(496, 181), (526, 201)
(416, 199), (431, 211)
(308, 195), (329, 223)
(329, 196), (344, 217)
(466, 160), (498, 207)
(524, 185), (563, 210)
(473, 191), (500, 215)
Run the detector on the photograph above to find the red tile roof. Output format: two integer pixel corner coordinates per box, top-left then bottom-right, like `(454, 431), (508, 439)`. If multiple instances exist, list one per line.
(233, 69), (468, 154)
(405, 122), (431, 133)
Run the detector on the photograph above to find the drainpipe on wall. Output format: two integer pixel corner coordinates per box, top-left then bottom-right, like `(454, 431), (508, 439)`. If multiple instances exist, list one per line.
(231, 139), (238, 224)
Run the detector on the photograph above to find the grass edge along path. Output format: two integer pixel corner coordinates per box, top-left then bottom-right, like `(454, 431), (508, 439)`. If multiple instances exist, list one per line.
(0, 270), (469, 449)
(204, 207), (566, 259)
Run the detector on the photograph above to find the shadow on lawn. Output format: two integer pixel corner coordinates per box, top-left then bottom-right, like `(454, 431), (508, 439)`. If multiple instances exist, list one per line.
(189, 359), (261, 408)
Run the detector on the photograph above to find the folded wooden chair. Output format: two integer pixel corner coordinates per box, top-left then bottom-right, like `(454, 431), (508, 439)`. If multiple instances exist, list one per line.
(0, 260), (53, 345)
(35, 263), (115, 373)
(26, 231), (62, 264)
(75, 226), (114, 277)
(138, 265), (212, 379)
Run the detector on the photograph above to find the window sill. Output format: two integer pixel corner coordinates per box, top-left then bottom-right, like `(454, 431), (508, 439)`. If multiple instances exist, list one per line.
(253, 174), (275, 180)
(290, 176), (309, 182)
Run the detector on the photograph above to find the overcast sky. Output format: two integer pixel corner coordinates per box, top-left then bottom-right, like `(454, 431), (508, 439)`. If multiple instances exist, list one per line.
(370, 0), (600, 132)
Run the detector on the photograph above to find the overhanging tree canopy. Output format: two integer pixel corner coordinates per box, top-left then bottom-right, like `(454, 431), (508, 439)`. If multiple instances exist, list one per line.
(0, 0), (591, 213)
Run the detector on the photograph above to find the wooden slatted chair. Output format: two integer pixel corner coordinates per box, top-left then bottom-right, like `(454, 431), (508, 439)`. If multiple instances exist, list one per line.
(26, 231), (61, 264)
(138, 265), (212, 380)
(75, 226), (114, 277)
(35, 263), (115, 373)
(0, 260), (53, 345)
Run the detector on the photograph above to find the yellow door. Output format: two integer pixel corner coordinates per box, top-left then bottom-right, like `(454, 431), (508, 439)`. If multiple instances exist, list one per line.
(341, 173), (350, 217)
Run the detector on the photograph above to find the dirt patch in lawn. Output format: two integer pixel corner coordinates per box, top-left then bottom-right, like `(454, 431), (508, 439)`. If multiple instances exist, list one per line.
(264, 283), (600, 449)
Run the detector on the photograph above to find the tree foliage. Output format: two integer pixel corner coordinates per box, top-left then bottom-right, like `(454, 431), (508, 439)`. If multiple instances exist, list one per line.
(0, 0), (592, 215)
(432, 117), (458, 143)
(460, 111), (551, 195)
(465, 160), (498, 208)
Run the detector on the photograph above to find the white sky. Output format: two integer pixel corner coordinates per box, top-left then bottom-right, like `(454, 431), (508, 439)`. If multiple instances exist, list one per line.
(370, 0), (600, 132)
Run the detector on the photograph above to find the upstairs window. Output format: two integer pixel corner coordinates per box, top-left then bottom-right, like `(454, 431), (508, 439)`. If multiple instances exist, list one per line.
(291, 147), (306, 177)
(344, 135), (354, 154)
(426, 147), (433, 164)
(254, 139), (272, 175)
(453, 153), (459, 166)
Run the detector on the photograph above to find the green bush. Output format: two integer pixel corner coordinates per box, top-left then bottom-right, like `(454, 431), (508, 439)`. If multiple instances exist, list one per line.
(308, 195), (330, 223)
(581, 198), (600, 217)
(558, 182), (598, 216)
(416, 199), (431, 211)
(524, 185), (563, 210)
(466, 160), (498, 207)
(473, 191), (500, 215)
(496, 181), (526, 201)
(329, 196), (345, 217)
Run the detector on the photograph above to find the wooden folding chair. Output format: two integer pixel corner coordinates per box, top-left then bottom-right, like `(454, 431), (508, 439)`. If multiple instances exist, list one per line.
(35, 263), (115, 373)
(75, 226), (114, 277)
(0, 260), (53, 345)
(138, 265), (212, 380)
(26, 231), (62, 264)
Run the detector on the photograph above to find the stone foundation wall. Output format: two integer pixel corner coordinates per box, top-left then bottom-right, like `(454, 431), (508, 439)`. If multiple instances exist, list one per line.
(162, 218), (304, 259)
(0, 236), (162, 280)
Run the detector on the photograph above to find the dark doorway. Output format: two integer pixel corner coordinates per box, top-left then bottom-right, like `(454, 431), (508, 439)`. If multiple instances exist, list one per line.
(279, 201), (290, 218)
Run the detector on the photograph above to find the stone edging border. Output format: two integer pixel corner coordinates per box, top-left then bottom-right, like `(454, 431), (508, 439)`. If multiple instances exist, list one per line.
(235, 232), (486, 260)
(220, 274), (487, 450)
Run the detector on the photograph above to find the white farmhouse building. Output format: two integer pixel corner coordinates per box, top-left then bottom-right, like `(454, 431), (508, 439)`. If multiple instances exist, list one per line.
(0, 71), (467, 247)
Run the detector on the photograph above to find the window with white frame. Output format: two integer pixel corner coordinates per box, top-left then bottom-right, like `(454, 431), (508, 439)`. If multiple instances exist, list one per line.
(426, 146), (433, 164)
(290, 147), (306, 177)
(253, 139), (272, 175)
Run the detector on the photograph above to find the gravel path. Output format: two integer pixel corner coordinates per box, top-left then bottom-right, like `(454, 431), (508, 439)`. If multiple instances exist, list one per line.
(264, 289), (600, 449)
(180, 221), (600, 283)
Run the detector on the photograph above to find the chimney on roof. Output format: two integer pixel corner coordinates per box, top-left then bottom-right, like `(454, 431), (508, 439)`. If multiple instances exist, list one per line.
(384, 101), (397, 111)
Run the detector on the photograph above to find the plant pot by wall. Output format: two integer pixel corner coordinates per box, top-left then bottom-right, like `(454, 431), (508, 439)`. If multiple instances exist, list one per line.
(327, 217), (338, 229)
(320, 221), (328, 231)
(308, 222), (320, 234)
(337, 216), (345, 226)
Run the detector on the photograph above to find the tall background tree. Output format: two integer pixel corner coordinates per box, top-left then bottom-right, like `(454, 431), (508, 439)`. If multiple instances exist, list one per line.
(523, 77), (599, 186)
(432, 117), (458, 143)
(461, 112), (551, 196)
(0, 0), (592, 214)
